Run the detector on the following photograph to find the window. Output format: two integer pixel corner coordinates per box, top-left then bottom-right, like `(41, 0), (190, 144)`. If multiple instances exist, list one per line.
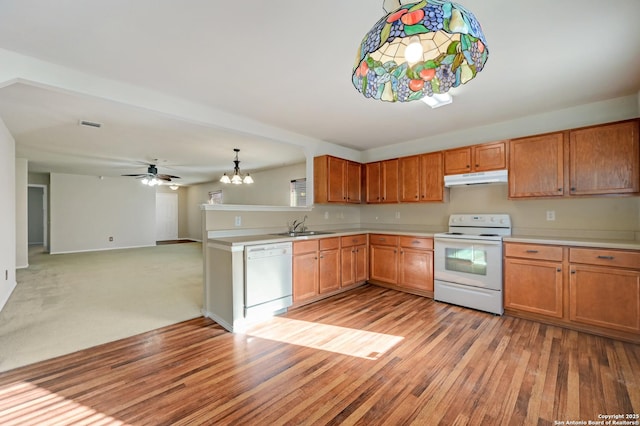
(290, 178), (306, 207)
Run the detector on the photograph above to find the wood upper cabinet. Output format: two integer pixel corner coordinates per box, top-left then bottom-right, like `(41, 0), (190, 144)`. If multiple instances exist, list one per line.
(366, 159), (399, 203)
(444, 141), (507, 175)
(509, 119), (640, 199)
(314, 155), (362, 204)
(318, 238), (340, 294)
(568, 119), (639, 195)
(509, 132), (565, 198)
(399, 152), (444, 202)
(398, 237), (434, 292)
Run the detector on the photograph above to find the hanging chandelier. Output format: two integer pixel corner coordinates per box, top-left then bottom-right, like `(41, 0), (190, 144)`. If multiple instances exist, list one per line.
(220, 148), (254, 185)
(352, 0), (488, 103)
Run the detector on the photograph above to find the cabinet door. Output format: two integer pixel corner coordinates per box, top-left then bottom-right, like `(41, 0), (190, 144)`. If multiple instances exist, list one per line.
(341, 246), (355, 287)
(504, 258), (564, 318)
(444, 147), (472, 175)
(419, 152), (444, 201)
(474, 141), (507, 172)
(319, 249), (340, 294)
(569, 120), (640, 195)
(346, 161), (362, 203)
(381, 159), (399, 203)
(354, 244), (368, 283)
(398, 248), (433, 292)
(327, 156), (346, 202)
(399, 155), (421, 202)
(365, 162), (381, 203)
(370, 244), (398, 284)
(509, 132), (565, 198)
(569, 264), (640, 333)
(293, 252), (318, 302)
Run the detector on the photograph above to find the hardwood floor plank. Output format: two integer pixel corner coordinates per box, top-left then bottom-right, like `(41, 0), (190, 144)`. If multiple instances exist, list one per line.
(0, 285), (637, 425)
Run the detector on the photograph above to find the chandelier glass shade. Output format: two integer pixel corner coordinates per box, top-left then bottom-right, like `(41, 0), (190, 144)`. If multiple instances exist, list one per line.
(220, 149), (253, 185)
(141, 177), (162, 186)
(352, 0), (488, 102)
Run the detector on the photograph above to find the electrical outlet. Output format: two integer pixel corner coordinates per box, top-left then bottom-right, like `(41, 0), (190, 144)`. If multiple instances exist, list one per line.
(5, 270), (7, 280)
(395, 211), (401, 219)
(235, 215), (242, 226)
(546, 210), (555, 221)
(324, 211), (329, 220)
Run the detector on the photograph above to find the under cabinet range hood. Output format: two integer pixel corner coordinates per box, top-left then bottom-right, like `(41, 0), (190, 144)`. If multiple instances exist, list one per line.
(444, 169), (508, 187)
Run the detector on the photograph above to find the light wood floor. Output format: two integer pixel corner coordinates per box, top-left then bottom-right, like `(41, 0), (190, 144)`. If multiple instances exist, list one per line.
(1, 285), (638, 425)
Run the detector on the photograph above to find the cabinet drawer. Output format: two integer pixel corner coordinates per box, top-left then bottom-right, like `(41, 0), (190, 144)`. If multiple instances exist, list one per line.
(570, 248), (640, 269)
(341, 234), (367, 247)
(369, 234), (399, 246)
(293, 240), (319, 255)
(399, 236), (433, 250)
(505, 243), (563, 261)
(319, 237), (340, 251)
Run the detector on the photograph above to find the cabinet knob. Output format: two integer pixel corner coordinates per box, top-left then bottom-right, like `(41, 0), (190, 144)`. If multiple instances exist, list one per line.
(475, 164), (479, 167)
(466, 165), (470, 168)
(597, 255), (614, 260)
(570, 270), (576, 274)
(556, 268), (561, 272)
(558, 188), (562, 192)
(570, 187), (576, 192)
(415, 195), (418, 199)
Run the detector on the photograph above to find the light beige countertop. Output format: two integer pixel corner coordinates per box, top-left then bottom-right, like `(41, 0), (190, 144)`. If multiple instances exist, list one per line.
(504, 235), (640, 250)
(208, 228), (439, 247)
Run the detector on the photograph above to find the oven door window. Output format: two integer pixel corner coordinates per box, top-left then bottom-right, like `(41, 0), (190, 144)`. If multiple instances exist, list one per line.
(444, 247), (487, 276)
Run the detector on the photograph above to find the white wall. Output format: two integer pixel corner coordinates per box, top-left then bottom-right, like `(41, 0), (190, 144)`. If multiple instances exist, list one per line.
(186, 162), (307, 240)
(50, 173), (156, 253)
(0, 118), (16, 311)
(15, 158), (28, 268)
(363, 95), (640, 162)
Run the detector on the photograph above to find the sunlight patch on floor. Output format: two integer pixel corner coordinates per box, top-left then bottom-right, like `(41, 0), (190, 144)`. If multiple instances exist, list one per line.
(0, 381), (130, 425)
(244, 317), (404, 359)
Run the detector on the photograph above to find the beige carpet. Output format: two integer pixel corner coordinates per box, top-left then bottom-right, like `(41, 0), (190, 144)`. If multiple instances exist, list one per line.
(0, 242), (203, 372)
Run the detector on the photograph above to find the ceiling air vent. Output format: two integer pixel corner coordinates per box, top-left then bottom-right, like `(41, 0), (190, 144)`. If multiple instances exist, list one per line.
(78, 120), (102, 128)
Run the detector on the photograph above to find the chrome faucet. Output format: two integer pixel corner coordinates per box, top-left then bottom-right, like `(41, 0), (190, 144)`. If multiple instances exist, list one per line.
(291, 215), (308, 233)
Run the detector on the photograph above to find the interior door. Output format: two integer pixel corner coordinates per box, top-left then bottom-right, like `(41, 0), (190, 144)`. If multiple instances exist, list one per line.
(155, 192), (178, 241)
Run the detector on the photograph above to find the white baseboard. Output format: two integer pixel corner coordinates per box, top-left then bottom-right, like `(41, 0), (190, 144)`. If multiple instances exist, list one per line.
(202, 309), (234, 333)
(0, 280), (17, 312)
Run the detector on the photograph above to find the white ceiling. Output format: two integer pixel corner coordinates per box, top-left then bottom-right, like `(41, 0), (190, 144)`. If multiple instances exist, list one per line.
(0, 0), (639, 185)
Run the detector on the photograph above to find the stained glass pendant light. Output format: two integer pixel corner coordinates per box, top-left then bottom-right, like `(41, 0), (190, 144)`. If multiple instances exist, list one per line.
(220, 148), (253, 185)
(352, 0), (488, 103)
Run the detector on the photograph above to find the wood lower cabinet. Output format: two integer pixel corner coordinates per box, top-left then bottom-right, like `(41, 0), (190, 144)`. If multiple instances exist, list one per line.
(369, 234), (399, 283)
(293, 240), (319, 303)
(340, 234), (368, 287)
(504, 242), (640, 343)
(398, 237), (433, 293)
(318, 238), (340, 294)
(369, 234), (434, 297)
(569, 247), (640, 334)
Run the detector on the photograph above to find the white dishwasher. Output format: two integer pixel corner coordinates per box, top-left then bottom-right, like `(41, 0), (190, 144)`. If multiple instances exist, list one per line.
(244, 242), (293, 319)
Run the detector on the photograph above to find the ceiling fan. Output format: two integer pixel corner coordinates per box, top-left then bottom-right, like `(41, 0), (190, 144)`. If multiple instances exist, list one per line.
(121, 164), (181, 185)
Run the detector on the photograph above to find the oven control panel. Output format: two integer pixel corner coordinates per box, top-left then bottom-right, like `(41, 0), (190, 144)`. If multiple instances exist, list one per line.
(449, 214), (511, 227)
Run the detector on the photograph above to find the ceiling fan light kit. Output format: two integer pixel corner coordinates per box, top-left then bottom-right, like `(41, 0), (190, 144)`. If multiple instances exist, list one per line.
(121, 164), (181, 187)
(352, 0), (488, 103)
(220, 148), (253, 185)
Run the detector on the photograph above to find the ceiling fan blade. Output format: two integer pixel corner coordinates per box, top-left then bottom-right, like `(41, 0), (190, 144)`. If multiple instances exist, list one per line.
(156, 174), (181, 180)
(121, 173), (147, 177)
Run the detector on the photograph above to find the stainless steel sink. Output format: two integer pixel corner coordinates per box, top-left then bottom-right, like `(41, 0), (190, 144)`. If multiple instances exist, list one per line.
(271, 231), (335, 237)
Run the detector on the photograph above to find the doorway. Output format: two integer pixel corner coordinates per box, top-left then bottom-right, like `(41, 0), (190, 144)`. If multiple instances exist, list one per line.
(156, 192), (178, 242)
(27, 185), (48, 250)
